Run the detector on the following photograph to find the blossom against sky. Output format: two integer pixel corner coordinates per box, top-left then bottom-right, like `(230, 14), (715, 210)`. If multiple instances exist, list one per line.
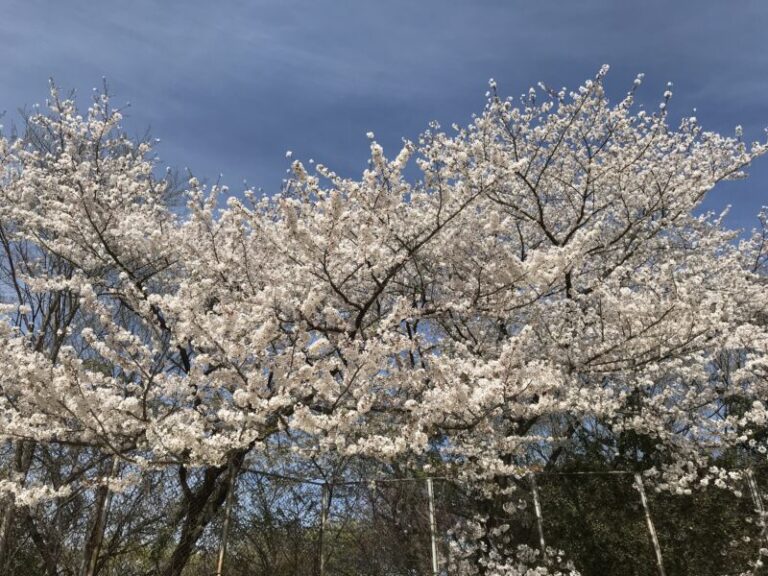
(2, 0), (767, 228)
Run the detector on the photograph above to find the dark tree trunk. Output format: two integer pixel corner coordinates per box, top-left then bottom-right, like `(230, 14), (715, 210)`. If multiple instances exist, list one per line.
(160, 451), (245, 576)
(0, 440), (35, 571)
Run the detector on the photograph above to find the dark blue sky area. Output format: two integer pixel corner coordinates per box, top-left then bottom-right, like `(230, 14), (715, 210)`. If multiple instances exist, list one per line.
(2, 0), (767, 229)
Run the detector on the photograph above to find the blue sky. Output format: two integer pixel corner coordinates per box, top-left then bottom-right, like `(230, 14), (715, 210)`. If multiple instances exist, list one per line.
(2, 0), (767, 229)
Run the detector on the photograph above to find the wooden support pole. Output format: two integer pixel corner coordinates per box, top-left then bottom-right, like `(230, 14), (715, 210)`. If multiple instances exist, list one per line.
(529, 474), (547, 554)
(634, 473), (666, 576)
(426, 477), (439, 576)
(318, 483), (330, 576)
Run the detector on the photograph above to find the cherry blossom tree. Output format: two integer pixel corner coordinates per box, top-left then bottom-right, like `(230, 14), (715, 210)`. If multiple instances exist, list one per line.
(1, 67), (767, 575)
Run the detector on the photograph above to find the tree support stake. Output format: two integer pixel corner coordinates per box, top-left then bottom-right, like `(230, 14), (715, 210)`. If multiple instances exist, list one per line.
(634, 473), (666, 576)
(426, 477), (440, 576)
(529, 474), (546, 554)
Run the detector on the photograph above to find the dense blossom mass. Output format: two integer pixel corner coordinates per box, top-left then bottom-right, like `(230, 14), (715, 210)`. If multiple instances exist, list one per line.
(1, 68), (768, 574)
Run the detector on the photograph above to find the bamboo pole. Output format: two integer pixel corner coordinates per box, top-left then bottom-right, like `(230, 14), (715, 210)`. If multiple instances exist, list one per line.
(634, 473), (666, 576)
(318, 483), (330, 576)
(529, 474), (547, 554)
(426, 477), (439, 576)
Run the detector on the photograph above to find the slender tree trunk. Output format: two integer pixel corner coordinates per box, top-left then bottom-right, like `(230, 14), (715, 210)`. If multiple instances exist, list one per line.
(23, 510), (59, 576)
(0, 501), (13, 570)
(317, 483), (331, 576)
(215, 460), (237, 576)
(81, 457), (119, 576)
(0, 440), (35, 571)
